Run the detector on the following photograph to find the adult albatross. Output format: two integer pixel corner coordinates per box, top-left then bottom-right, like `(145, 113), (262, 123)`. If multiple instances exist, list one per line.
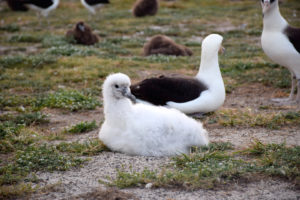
(130, 34), (225, 114)
(261, 0), (300, 104)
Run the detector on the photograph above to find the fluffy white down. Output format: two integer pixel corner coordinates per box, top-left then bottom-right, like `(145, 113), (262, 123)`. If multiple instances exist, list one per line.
(167, 34), (225, 114)
(99, 73), (209, 156)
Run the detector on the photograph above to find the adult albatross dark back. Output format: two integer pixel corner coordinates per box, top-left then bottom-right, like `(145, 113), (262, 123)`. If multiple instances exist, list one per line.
(261, 0), (300, 104)
(131, 34), (225, 114)
(23, 0), (59, 17)
(81, 0), (109, 15)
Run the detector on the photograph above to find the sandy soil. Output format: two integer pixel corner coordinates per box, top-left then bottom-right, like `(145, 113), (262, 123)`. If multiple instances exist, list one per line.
(29, 83), (300, 200)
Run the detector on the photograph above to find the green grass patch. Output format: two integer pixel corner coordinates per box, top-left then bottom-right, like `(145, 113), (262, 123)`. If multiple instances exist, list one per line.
(241, 141), (300, 180)
(210, 109), (300, 129)
(0, 112), (48, 153)
(0, 144), (86, 185)
(0, 183), (36, 200)
(56, 139), (107, 156)
(0, 122), (41, 153)
(108, 142), (299, 190)
(42, 35), (70, 47)
(42, 90), (101, 111)
(9, 34), (43, 43)
(65, 120), (98, 134)
(0, 112), (49, 126)
(0, 24), (20, 32)
(46, 45), (101, 57)
(0, 54), (57, 69)
(0, 90), (101, 111)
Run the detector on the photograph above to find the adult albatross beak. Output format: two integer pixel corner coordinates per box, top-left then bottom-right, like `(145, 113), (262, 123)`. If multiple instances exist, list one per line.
(262, 0), (270, 13)
(122, 87), (137, 103)
(219, 45), (225, 54)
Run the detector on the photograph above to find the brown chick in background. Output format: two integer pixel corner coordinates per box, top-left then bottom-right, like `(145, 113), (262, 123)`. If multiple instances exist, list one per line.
(143, 35), (193, 56)
(132, 0), (158, 17)
(66, 21), (99, 45)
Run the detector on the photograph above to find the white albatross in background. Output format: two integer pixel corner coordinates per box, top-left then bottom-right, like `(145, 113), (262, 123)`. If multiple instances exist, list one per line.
(261, 0), (300, 104)
(99, 73), (209, 157)
(130, 34), (225, 114)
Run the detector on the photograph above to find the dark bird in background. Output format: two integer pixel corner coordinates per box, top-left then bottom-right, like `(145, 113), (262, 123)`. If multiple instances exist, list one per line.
(16, 0), (59, 17)
(4, 0), (59, 17)
(5, 0), (28, 11)
(132, 0), (158, 17)
(143, 35), (193, 56)
(81, 0), (109, 15)
(66, 21), (99, 45)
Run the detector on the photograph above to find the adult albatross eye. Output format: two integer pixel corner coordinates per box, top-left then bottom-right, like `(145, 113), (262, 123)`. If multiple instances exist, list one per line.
(114, 84), (119, 88)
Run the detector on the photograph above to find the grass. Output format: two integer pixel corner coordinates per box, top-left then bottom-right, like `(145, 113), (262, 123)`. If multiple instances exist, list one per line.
(0, 183), (36, 200)
(42, 90), (101, 111)
(109, 141), (300, 190)
(241, 141), (300, 180)
(208, 109), (300, 129)
(0, 90), (101, 111)
(0, 112), (49, 126)
(9, 34), (43, 43)
(0, 144), (86, 185)
(0, 112), (49, 153)
(0, 54), (57, 69)
(56, 139), (108, 156)
(65, 120), (98, 134)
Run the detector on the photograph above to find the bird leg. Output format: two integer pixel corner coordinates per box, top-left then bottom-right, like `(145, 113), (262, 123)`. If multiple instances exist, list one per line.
(296, 79), (300, 104)
(272, 72), (296, 102)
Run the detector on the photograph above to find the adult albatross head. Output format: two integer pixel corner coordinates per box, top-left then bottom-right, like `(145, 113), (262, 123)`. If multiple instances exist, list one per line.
(261, 0), (276, 15)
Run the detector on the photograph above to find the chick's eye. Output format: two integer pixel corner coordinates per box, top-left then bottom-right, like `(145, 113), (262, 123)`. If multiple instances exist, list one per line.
(114, 84), (119, 88)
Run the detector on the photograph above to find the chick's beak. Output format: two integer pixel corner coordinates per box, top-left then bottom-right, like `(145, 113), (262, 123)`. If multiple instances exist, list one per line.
(122, 87), (136, 103)
(78, 24), (85, 32)
(219, 45), (225, 54)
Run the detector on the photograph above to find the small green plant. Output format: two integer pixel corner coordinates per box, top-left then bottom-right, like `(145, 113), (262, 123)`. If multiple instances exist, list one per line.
(0, 54), (57, 69)
(0, 24), (20, 32)
(15, 144), (85, 171)
(9, 34), (43, 43)
(0, 55), (25, 68)
(0, 183), (35, 199)
(211, 109), (300, 129)
(0, 144), (86, 185)
(42, 35), (70, 47)
(0, 112), (49, 126)
(25, 54), (57, 68)
(42, 90), (101, 111)
(46, 45), (100, 56)
(109, 142), (300, 190)
(56, 139), (107, 156)
(65, 120), (98, 134)
(242, 141), (300, 180)
(0, 121), (22, 140)
(97, 40), (130, 55)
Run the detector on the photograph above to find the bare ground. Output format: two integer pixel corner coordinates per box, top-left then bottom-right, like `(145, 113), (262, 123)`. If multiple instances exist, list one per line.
(26, 82), (300, 200)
